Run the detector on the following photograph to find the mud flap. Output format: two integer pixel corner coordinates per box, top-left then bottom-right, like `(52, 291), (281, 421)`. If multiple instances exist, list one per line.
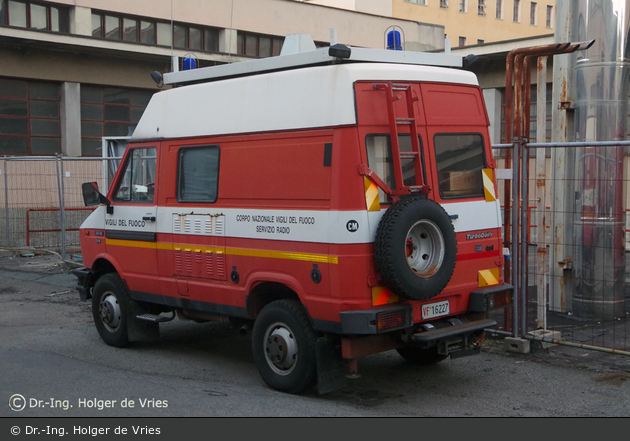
(315, 337), (347, 395)
(128, 318), (160, 342)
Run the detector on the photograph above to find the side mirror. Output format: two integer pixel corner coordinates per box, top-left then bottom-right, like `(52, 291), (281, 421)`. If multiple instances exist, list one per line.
(82, 182), (113, 214)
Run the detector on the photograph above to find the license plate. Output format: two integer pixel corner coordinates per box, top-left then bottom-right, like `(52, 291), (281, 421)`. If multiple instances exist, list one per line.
(421, 300), (450, 320)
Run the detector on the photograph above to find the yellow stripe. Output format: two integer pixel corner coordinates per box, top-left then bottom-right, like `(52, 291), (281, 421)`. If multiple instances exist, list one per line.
(478, 268), (500, 287)
(482, 168), (497, 202)
(227, 247), (338, 264)
(364, 176), (381, 212)
(105, 239), (157, 249)
(372, 286), (398, 306)
(106, 238), (338, 264)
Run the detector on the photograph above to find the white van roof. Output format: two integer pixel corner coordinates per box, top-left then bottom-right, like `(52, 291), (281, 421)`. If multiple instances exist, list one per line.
(132, 62), (479, 141)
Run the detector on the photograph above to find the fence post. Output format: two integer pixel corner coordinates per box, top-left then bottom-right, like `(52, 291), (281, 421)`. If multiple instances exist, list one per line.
(520, 139), (529, 338)
(55, 156), (67, 260)
(511, 138), (521, 338)
(3, 159), (8, 247)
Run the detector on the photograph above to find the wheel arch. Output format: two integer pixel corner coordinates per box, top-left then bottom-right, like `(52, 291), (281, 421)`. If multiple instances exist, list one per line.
(246, 281), (302, 319)
(91, 256), (119, 277)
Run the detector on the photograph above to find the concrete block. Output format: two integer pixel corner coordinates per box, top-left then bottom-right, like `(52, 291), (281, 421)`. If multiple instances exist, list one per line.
(0, 249), (18, 257)
(504, 337), (530, 354)
(528, 329), (561, 349)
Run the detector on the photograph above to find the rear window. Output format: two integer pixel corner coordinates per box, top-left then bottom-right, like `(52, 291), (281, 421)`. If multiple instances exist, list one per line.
(434, 133), (486, 199)
(366, 134), (426, 203)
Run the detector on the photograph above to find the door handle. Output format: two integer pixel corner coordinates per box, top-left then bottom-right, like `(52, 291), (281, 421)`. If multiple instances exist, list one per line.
(143, 216), (156, 222)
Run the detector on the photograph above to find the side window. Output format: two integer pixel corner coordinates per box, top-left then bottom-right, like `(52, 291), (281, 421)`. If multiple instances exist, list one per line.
(113, 147), (156, 203)
(366, 134), (425, 203)
(177, 145), (220, 203)
(434, 133), (486, 199)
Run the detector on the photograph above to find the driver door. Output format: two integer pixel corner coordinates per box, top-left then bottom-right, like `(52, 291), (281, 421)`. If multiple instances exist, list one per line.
(105, 145), (160, 296)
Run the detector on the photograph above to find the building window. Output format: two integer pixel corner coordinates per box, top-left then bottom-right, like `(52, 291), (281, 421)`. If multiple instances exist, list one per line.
(406, 0), (427, 4)
(80, 86), (155, 157)
(477, 39), (485, 44)
(478, 0), (486, 15)
(530, 2), (537, 25)
(0, 0), (69, 32)
(0, 78), (61, 155)
(459, 1), (467, 12)
(496, 0), (503, 19)
(237, 32), (284, 57)
(440, 0), (449, 8)
(546, 5), (553, 28)
(91, 11), (219, 52)
(458, 36), (466, 46)
(513, 0), (520, 22)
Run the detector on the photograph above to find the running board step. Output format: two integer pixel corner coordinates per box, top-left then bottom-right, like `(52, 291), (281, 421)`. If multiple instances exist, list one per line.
(136, 311), (176, 323)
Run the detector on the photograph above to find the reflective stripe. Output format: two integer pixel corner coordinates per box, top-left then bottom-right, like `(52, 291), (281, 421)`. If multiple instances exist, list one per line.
(106, 239), (156, 249)
(226, 247), (338, 264)
(372, 286), (398, 306)
(482, 168), (497, 202)
(478, 268), (500, 287)
(364, 176), (381, 212)
(106, 238), (337, 264)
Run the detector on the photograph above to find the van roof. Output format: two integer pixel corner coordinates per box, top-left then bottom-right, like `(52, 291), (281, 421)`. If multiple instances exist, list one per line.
(162, 45), (464, 86)
(132, 62), (479, 141)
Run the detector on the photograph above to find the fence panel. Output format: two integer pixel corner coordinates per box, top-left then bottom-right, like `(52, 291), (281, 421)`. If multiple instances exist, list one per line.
(0, 157), (109, 256)
(505, 142), (630, 354)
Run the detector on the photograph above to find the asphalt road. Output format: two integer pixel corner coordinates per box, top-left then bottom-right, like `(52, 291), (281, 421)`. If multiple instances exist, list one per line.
(1, 254), (629, 418)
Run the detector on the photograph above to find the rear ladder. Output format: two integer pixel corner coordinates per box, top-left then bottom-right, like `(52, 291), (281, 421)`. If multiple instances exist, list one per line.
(369, 82), (429, 200)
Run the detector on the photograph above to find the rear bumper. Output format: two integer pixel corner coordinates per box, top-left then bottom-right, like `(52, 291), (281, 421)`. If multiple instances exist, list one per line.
(408, 318), (496, 344)
(469, 283), (513, 312)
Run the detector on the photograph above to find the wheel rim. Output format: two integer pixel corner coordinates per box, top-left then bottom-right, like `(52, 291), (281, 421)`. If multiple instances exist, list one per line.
(98, 292), (121, 332)
(405, 219), (445, 277)
(263, 322), (298, 376)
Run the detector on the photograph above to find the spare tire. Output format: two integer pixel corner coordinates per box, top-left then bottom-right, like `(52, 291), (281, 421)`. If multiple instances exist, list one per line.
(374, 197), (457, 301)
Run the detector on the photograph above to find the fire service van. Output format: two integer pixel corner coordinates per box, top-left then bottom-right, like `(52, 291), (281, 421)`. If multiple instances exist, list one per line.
(75, 42), (512, 394)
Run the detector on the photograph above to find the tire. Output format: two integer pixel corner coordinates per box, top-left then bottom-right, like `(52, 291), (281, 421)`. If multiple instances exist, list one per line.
(91, 273), (131, 347)
(375, 197), (457, 301)
(252, 300), (317, 394)
(396, 346), (449, 365)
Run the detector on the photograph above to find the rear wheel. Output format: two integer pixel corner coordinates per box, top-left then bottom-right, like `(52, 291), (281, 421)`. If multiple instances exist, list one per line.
(396, 346), (448, 365)
(252, 300), (317, 394)
(91, 273), (131, 347)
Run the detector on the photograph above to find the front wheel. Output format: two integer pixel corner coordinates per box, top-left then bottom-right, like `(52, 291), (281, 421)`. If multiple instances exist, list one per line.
(91, 273), (132, 347)
(252, 300), (317, 394)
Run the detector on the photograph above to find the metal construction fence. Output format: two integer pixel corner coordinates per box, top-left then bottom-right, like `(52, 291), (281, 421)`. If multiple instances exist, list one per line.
(489, 140), (630, 356)
(0, 156), (112, 259)
(1, 143), (630, 357)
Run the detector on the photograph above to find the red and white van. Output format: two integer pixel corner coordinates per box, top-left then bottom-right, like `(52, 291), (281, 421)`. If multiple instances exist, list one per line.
(75, 44), (512, 394)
